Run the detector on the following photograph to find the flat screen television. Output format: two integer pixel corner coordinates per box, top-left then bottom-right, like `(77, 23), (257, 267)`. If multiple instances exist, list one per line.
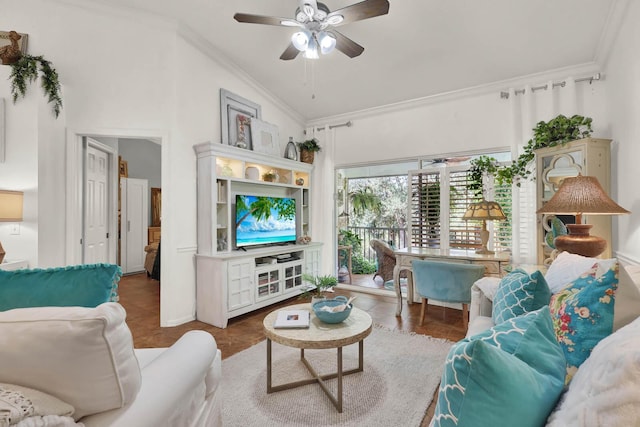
(235, 194), (297, 249)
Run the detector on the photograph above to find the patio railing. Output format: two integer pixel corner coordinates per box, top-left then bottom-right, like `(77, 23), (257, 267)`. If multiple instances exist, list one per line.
(345, 226), (408, 261)
(345, 226), (486, 260)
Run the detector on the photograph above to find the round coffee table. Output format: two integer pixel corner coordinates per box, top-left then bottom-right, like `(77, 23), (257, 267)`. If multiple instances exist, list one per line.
(263, 303), (373, 412)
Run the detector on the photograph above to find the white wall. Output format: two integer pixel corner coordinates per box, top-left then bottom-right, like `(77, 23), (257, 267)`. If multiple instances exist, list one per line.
(603, 0), (640, 264)
(1, 0), (305, 326)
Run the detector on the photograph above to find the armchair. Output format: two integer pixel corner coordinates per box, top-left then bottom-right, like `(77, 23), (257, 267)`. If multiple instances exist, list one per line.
(370, 239), (397, 283)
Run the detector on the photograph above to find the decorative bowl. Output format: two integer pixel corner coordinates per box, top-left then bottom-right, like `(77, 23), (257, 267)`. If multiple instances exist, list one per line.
(312, 296), (352, 324)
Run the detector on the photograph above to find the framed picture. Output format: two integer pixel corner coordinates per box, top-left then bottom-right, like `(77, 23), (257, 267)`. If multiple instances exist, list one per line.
(119, 157), (128, 178)
(251, 119), (280, 157)
(220, 89), (262, 149)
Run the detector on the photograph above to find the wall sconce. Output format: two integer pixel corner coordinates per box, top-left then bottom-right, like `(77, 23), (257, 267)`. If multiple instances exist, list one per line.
(463, 199), (507, 254)
(0, 190), (24, 263)
(536, 174), (630, 257)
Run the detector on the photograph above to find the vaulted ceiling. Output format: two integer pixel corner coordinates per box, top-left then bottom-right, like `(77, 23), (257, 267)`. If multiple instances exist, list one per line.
(96, 0), (617, 121)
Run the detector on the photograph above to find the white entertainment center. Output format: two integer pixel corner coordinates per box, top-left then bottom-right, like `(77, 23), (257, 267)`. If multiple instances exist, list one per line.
(193, 143), (322, 328)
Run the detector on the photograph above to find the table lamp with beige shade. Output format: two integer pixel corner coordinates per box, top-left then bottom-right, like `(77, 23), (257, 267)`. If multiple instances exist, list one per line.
(0, 190), (24, 263)
(537, 174), (629, 257)
(463, 199), (507, 254)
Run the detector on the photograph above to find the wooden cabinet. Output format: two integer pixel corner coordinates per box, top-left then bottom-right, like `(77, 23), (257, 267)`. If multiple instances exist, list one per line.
(148, 226), (161, 245)
(195, 244), (322, 328)
(193, 143), (313, 254)
(535, 138), (612, 264)
(193, 143), (322, 328)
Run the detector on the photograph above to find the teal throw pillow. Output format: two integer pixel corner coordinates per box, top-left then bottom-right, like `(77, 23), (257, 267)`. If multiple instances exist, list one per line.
(492, 269), (551, 325)
(549, 262), (618, 383)
(432, 307), (566, 427)
(0, 264), (122, 311)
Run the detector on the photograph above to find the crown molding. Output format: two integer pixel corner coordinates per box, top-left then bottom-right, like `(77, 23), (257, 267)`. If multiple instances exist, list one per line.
(306, 62), (602, 127)
(593, 0), (630, 68)
(54, 0), (305, 127)
(175, 25), (305, 126)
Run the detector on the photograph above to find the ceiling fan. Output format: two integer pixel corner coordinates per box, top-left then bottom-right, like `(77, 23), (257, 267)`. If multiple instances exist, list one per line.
(234, 0), (390, 60)
(424, 156), (472, 166)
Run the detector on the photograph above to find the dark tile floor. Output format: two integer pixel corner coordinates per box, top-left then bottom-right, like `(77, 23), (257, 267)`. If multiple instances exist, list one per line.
(118, 272), (467, 425)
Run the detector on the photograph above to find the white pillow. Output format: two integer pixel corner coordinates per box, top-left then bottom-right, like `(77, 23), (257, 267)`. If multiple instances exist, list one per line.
(545, 251), (616, 293)
(547, 316), (640, 426)
(0, 303), (141, 420)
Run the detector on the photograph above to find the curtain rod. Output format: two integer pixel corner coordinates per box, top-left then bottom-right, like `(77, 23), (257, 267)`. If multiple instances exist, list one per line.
(305, 120), (353, 134)
(500, 73), (602, 99)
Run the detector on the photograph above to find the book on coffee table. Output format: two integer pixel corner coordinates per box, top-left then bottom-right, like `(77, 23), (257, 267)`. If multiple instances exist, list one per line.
(273, 309), (310, 329)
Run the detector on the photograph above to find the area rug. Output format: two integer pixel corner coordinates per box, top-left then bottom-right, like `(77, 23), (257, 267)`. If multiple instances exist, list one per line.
(220, 326), (452, 426)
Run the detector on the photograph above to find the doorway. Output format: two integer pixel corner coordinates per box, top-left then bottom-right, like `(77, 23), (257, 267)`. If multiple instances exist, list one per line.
(65, 131), (163, 273)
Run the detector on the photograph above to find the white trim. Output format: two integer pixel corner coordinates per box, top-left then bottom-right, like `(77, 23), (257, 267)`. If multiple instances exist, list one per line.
(177, 25), (306, 126)
(306, 62), (601, 126)
(593, 0), (630, 68)
(616, 252), (640, 266)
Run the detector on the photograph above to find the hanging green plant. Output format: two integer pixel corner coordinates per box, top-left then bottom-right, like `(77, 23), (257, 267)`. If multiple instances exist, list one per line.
(9, 54), (63, 118)
(470, 114), (593, 188)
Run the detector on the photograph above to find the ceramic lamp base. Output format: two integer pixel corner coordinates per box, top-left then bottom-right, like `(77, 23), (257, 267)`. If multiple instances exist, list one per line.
(554, 224), (607, 258)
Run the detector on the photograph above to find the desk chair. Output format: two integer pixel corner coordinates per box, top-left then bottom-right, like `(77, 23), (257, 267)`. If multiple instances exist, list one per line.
(411, 260), (485, 329)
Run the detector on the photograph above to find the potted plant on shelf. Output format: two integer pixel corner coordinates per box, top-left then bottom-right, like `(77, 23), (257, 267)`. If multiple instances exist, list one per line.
(297, 138), (321, 164)
(300, 274), (337, 305)
(262, 170), (278, 182)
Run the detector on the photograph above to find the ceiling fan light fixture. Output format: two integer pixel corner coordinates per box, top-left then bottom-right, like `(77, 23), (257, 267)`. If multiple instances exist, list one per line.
(304, 36), (319, 59)
(291, 30), (310, 51)
(318, 31), (336, 54)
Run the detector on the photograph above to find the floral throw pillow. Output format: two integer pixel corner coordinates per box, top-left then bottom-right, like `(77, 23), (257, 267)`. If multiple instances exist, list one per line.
(549, 262), (618, 383)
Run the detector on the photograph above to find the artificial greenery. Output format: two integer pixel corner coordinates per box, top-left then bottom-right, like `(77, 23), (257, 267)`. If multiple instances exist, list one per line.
(297, 138), (322, 152)
(469, 114), (593, 188)
(300, 274), (337, 298)
(9, 54), (63, 118)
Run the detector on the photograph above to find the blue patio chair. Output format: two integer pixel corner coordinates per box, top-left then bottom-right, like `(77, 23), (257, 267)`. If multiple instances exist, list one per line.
(411, 260), (485, 329)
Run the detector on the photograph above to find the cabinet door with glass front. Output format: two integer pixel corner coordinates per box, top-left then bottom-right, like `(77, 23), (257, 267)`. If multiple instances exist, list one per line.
(535, 138), (612, 264)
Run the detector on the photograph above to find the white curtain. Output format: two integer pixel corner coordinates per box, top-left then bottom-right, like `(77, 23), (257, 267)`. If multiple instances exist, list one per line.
(309, 124), (336, 275)
(508, 77), (578, 264)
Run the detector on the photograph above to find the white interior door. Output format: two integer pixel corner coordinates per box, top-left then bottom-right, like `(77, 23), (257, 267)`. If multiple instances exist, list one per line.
(84, 144), (110, 263)
(121, 177), (148, 274)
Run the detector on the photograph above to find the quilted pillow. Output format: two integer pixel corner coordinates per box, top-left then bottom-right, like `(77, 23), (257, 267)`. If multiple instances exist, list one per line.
(549, 262), (618, 383)
(0, 264), (121, 311)
(431, 307), (566, 427)
(492, 269), (551, 325)
(0, 303), (141, 420)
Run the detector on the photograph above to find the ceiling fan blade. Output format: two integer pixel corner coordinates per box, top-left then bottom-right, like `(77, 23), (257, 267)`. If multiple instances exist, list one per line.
(234, 13), (297, 27)
(280, 43), (301, 61)
(327, 0), (390, 26)
(332, 30), (364, 58)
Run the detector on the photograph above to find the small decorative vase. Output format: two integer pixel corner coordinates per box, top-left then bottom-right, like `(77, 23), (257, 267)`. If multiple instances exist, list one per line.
(285, 138), (298, 160)
(296, 177), (305, 186)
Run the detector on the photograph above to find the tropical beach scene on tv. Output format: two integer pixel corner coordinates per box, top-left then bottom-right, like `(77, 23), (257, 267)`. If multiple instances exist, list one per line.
(235, 195), (297, 248)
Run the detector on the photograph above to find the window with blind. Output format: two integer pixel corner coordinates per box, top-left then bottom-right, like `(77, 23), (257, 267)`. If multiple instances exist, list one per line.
(408, 165), (512, 252)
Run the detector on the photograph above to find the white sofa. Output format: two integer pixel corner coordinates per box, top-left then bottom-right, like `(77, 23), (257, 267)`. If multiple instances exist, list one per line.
(0, 303), (222, 427)
(464, 256), (640, 426)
